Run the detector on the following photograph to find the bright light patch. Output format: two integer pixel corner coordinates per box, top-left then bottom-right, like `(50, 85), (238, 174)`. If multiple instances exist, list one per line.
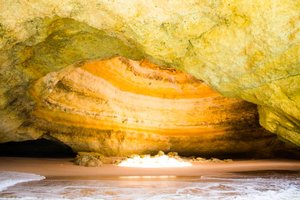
(119, 176), (177, 179)
(118, 155), (192, 168)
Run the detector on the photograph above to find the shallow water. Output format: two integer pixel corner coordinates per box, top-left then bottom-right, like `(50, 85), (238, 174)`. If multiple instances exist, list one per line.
(0, 172), (44, 193)
(0, 171), (300, 200)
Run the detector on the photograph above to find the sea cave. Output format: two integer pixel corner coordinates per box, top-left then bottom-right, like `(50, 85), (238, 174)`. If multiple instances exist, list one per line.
(0, 1), (300, 199)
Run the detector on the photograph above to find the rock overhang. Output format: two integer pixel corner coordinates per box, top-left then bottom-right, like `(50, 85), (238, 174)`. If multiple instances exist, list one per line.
(0, 1), (299, 154)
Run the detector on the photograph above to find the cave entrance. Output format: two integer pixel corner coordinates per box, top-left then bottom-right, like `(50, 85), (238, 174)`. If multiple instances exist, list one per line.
(0, 139), (75, 158)
(27, 56), (300, 159)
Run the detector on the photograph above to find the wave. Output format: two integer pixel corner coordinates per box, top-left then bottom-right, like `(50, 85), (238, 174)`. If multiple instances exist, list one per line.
(1, 176), (300, 199)
(0, 174), (299, 199)
(0, 171), (45, 192)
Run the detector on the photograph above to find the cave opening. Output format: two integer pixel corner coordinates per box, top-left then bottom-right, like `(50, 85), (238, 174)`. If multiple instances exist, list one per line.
(0, 1), (300, 199)
(1, 56), (298, 160)
(0, 15), (297, 161)
(0, 139), (75, 158)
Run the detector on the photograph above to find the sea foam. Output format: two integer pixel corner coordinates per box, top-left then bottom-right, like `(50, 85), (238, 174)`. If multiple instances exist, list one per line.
(0, 171), (45, 192)
(1, 175), (299, 199)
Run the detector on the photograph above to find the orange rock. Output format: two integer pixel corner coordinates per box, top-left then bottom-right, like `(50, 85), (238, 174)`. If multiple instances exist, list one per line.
(29, 57), (293, 156)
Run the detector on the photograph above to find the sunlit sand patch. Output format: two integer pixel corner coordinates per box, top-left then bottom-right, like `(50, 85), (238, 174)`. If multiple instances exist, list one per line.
(119, 176), (177, 179)
(117, 153), (192, 168)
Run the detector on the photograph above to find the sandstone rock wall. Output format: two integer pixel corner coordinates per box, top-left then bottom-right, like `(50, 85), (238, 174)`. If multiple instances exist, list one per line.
(0, 0), (299, 148)
(29, 56), (286, 156)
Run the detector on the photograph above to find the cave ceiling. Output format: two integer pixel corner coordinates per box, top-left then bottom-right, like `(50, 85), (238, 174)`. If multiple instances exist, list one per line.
(0, 0), (299, 155)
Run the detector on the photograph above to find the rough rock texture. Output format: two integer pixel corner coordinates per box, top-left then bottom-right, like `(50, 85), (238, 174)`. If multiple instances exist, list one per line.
(0, 1), (299, 147)
(1, 55), (299, 157)
(74, 152), (103, 167)
(74, 152), (121, 166)
(29, 56), (287, 156)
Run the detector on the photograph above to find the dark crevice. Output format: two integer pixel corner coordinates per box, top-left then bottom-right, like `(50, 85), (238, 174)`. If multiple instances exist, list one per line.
(0, 139), (75, 158)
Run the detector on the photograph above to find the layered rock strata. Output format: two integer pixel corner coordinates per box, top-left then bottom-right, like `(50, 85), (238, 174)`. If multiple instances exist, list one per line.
(25, 57), (296, 156)
(0, 0), (299, 148)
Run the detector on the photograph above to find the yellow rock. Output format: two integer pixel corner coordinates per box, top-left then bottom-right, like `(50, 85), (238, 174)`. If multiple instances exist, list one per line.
(28, 57), (293, 156)
(0, 0), (299, 152)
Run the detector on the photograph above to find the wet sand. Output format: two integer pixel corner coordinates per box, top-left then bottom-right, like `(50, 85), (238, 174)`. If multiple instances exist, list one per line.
(1, 157), (300, 199)
(0, 157), (300, 178)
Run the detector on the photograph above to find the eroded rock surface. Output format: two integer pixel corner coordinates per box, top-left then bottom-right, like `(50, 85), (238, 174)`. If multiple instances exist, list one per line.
(74, 152), (103, 167)
(2, 55), (299, 157)
(0, 0), (299, 149)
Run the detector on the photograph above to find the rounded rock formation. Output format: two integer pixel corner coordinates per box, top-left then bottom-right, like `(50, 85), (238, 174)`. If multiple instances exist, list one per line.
(25, 56), (296, 157)
(0, 0), (299, 154)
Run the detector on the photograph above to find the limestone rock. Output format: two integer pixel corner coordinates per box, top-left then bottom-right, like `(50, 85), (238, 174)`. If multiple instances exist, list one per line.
(74, 152), (103, 167)
(13, 56), (300, 156)
(0, 0), (299, 148)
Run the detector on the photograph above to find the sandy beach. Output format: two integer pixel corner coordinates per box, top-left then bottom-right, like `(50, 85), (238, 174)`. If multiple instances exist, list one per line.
(1, 157), (300, 199)
(0, 157), (300, 177)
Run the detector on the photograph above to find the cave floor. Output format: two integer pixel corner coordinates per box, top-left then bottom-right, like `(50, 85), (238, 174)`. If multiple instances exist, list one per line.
(0, 157), (300, 177)
(1, 157), (300, 199)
